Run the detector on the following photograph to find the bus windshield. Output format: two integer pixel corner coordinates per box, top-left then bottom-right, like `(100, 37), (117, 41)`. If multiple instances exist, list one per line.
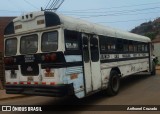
(20, 34), (38, 54)
(5, 38), (17, 56)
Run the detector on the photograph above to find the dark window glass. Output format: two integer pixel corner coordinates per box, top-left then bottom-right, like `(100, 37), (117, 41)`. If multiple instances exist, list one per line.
(65, 30), (80, 50)
(145, 44), (148, 52)
(129, 40), (134, 52)
(5, 38), (17, 56)
(42, 31), (58, 52)
(106, 37), (115, 52)
(99, 36), (106, 51)
(20, 35), (38, 54)
(142, 44), (145, 51)
(83, 37), (89, 63)
(123, 39), (129, 52)
(116, 39), (123, 52)
(138, 44), (142, 52)
(90, 37), (99, 62)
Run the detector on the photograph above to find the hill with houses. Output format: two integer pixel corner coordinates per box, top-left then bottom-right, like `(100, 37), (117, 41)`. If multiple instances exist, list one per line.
(131, 17), (160, 41)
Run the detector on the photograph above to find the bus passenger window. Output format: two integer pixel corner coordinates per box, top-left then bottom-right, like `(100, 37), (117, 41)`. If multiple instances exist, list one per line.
(65, 30), (80, 50)
(42, 31), (58, 52)
(129, 41), (134, 52)
(116, 39), (123, 52)
(5, 38), (17, 56)
(145, 44), (148, 52)
(138, 44), (142, 52)
(123, 40), (129, 52)
(142, 45), (145, 52)
(21, 35), (38, 54)
(106, 37), (115, 52)
(99, 36), (106, 51)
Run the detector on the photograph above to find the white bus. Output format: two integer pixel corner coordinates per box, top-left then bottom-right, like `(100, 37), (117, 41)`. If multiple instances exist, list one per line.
(4, 11), (155, 98)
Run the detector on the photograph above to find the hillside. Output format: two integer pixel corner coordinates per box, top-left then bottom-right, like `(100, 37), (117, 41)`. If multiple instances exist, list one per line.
(131, 17), (160, 40)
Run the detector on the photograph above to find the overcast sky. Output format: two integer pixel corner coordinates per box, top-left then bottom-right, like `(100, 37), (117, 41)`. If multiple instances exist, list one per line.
(0, 0), (160, 31)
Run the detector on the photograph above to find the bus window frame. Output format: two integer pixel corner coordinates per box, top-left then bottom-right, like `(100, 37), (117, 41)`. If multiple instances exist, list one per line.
(20, 34), (38, 54)
(64, 30), (81, 51)
(41, 31), (58, 52)
(5, 38), (17, 56)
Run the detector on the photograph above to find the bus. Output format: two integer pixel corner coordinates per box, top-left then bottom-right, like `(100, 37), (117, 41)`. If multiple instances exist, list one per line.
(4, 11), (155, 99)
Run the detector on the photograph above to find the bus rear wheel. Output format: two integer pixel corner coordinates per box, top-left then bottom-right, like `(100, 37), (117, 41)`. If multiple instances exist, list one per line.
(106, 70), (120, 96)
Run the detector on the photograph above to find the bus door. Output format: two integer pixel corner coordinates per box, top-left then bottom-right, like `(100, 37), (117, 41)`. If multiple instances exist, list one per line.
(90, 35), (101, 91)
(82, 34), (101, 93)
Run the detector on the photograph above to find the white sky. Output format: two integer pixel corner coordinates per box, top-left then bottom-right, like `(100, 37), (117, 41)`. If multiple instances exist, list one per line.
(0, 0), (160, 31)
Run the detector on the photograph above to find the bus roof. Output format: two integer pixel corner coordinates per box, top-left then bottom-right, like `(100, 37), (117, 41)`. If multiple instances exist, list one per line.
(5, 11), (151, 43)
(58, 13), (150, 43)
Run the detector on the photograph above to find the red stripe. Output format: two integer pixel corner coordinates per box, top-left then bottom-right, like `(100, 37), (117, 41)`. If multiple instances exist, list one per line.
(42, 82), (46, 85)
(27, 82), (31, 85)
(20, 82), (24, 84)
(13, 82), (18, 84)
(50, 82), (55, 85)
(34, 82), (38, 85)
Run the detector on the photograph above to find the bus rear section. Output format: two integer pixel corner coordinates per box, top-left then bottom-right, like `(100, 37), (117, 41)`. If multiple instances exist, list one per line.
(4, 11), (85, 98)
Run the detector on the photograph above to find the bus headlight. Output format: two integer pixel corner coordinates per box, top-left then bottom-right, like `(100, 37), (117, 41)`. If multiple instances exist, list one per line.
(10, 70), (17, 78)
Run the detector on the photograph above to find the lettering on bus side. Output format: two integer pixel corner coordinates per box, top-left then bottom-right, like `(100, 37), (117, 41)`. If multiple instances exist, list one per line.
(122, 54), (131, 58)
(114, 54), (119, 59)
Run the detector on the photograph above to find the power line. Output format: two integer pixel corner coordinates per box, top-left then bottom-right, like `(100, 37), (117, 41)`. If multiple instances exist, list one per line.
(23, 0), (39, 10)
(60, 6), (160, 15)
(45, 0), (52, 9)
(64, 10), (160, 18)
(78, 6), (160, 18)
(43, 0), (64, 11)
(96, 18), (154, 24)
(59, 1), (160, 12)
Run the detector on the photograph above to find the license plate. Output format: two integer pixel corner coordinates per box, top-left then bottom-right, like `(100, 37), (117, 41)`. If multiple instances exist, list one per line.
(28, 77), (33, 81)
(45, 72), (54, 77)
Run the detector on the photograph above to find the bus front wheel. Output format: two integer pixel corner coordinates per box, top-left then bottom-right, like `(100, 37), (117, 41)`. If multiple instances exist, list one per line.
(106, 70), (120, 96)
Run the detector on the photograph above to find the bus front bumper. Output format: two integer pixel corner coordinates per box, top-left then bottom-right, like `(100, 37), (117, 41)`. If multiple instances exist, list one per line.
(5, 84), (74, 97)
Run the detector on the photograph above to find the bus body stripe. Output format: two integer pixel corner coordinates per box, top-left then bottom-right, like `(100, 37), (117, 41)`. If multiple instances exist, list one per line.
(101, 56), (149, 63)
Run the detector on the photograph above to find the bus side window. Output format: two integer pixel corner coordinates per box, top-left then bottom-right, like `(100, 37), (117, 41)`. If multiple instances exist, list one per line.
(145, 44), (149, 52)
(64, 30), (80, 50)
(107, 37), (115, 52)
(129, 40), (134, 52)
(116, 38), (123, 52)
(133, 41), (138, 52)
(123, 39), (129, 52)
(99, 36), (106, 52)
(138, 44), (142, 52)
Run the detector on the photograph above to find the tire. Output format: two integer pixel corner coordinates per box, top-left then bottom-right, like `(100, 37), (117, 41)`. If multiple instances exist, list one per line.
(151, 61), (156, 76)
(107, 70), (120, 96)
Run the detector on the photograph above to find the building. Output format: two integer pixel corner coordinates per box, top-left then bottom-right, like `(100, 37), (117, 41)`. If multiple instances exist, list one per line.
(152, 35), (160, 64)
(0, 17), (15, 88)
